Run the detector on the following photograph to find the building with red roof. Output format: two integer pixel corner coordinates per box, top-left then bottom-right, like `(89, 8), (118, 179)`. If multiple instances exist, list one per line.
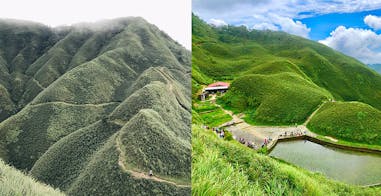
(207, 82), (230, 88)
(204, 81), (230, 93)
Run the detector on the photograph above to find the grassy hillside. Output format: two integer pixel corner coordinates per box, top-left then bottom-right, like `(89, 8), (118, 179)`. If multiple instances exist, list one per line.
(0, 159), (63, 196)
(192, 15), (381, 127)
(192, 100), (232, 127)
(221, 73), (332, 125)
(308, 101), (381, 146)
(192, 125), (380, 195)
(0, 17), (191, 195)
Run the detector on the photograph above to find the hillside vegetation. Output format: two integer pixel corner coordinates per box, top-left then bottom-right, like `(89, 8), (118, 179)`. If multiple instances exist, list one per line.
(0, 159), (63, 196)
(221, 73), (331, 124)
(308, 101), (381, 146)
(0, 17), (191, 195)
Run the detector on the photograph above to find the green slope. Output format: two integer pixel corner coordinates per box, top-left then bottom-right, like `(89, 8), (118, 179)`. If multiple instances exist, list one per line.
(308, 101), (381, 146)
(221, 73), (332, 124)
(0, 159), (63, 196)
(0, 17), (191, 195)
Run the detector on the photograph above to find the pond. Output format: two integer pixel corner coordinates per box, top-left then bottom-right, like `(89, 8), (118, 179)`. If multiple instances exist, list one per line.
(269, 140), (381, 186)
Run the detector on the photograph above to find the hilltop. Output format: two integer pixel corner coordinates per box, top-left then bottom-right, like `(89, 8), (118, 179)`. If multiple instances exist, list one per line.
(0, 17), (191, 195)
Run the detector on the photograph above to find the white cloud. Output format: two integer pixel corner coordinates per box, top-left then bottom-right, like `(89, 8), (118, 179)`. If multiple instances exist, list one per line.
(0, 0), (191, 49)
(251, 14), (310, 38)
(209, 18), (227, 27)
(319, 26), (381, 64)
(252, 22), (279, 31)
(364, 15), (381, 30)
(270, 15), (311, 38)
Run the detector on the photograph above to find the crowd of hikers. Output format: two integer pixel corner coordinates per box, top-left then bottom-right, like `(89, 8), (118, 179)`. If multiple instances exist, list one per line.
(279, 130), (307, 138)
(202, 125), (271, 150)
(202, 125), (227, 138)
(238, 136), (272, 149)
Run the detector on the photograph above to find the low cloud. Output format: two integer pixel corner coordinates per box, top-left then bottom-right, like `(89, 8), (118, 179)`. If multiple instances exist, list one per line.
(251, 14), (310, 38)
(252, 22), (279, 31)
(272, 15), (310, 38)
(319, 26), (381, 64)
(364, 15), (381, 30)
(193, 0), (267, 12)
(209, 18), (227, 27)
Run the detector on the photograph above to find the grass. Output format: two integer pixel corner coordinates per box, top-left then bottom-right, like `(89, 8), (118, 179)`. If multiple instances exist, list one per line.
(199, 108), (232, 127)
(220, 73), (331, 125)
(308, 101), (381, 146)
(315, 135), (381, 151)
(192, 124), (381, 195)
(0, 159), (63, 196)
(193, 100), (232, 127)
(0, 102), (115, 170)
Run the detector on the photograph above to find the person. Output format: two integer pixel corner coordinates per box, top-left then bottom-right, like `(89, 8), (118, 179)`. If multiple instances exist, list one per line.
(149, 170), (153, 177)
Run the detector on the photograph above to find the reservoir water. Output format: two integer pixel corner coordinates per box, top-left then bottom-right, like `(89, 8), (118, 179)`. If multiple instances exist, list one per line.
(269, 140), (381, 186)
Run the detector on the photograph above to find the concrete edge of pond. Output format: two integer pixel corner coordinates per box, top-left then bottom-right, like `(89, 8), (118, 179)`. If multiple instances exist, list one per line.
(267, 135), (381, 155)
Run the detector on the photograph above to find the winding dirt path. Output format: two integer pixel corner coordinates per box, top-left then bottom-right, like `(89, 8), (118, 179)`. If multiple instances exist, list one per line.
(114, 134), (190, 188)
(30, 101), (121, 107)
(303, 101), (327, 126)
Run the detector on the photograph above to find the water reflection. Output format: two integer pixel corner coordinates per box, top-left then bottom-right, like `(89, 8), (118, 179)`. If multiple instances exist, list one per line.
(269, 140), (381, 185)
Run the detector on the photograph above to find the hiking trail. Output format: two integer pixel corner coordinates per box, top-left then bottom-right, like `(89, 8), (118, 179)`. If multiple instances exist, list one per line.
(115, 133), (190, 188)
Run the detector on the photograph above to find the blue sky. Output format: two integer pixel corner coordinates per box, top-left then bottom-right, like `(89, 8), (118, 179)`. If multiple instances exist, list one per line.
(193, 0), (381, 64)
(301, 9), (381, 41)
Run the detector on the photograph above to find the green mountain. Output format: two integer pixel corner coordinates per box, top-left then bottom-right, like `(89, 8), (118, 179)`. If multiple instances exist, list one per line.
(0, 17), (191, 195)
(192, 14), (381, 145)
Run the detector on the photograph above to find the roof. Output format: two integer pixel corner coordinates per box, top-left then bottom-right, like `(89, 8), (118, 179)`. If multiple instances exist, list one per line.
(205, 86), (229, 91)
(207, 82), (230, 88)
